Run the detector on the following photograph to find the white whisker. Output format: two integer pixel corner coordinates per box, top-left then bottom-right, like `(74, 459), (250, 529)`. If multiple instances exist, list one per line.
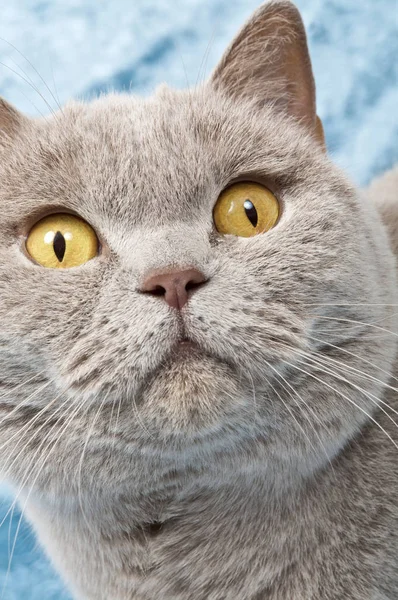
(309, 333), (398, 388)
(262, 358), (335, 470)
(76, 389), (111, 534)
(283, 359), (398, 452)
(295, 352), (398, 433)
(310, 314), (398, 337)
(0, 37), (63, 113)
(3, 393), (87, 591)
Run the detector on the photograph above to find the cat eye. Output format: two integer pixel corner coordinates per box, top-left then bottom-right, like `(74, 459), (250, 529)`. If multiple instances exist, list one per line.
(213, 182), (279, 237)
(25, 214), (98, 269)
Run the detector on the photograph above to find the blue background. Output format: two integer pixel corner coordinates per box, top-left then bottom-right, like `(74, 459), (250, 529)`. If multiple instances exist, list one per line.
(0, 0), (397, 597)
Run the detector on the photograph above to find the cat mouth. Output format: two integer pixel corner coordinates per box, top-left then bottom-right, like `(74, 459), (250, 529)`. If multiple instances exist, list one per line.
(168, 318), (204, 358)
(167, 336), (234, 371)
(170, 337), (201, 357)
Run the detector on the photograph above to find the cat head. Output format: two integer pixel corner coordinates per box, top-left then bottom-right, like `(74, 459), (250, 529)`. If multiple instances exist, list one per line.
(0, 1), (396, 497)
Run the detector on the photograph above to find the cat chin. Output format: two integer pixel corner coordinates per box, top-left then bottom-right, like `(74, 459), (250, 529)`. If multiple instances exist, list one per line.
(134, 349), (247, 435)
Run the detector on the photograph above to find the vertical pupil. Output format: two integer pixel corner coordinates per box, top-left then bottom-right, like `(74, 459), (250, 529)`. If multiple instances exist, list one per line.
(243, 199), (258, 227)
(53, 231), (66, 262)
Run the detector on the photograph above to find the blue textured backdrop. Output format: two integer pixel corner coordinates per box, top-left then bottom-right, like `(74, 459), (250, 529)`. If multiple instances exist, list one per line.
(0, 0), (397, 598)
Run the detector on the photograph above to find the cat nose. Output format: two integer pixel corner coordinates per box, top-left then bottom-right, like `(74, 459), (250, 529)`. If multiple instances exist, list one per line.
(139, 268), (207, 310)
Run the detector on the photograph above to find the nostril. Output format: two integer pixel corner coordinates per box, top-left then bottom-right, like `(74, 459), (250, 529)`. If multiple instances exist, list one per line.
(185, 278), (207, 292)
(149, 285), (166, 297)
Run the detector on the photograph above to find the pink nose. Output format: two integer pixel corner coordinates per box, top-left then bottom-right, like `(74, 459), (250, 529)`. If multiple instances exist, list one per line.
(139, 268), (207, 310)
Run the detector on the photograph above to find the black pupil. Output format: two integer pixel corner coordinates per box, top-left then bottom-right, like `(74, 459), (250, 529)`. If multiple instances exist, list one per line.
(53, 231), (66, 262)
(244, 199), (258, 227)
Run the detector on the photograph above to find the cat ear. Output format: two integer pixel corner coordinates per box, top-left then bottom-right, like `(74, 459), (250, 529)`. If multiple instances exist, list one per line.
(0, 98), (24, 141)
(210, 0), (325, 149)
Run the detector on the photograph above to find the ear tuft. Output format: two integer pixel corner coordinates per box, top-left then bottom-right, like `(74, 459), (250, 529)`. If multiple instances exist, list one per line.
(0, 98), (24, 140)
(211, 0), (325, 148)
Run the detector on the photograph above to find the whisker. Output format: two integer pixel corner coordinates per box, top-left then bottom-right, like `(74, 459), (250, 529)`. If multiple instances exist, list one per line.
(261, 358), (335, 469)
(76, 389), (111, 534)
(245, 368), (257, 425)
(195, 28), (217, 89)
(3, 393), (86, 590)
(107, 393), (117, 446)
(310, 314), (398, 337)
(305, 303), (398, 307)
(111, 393), (123, 454)
(312, 328), (396, 338)
(0, 391), (84, 525)
(1, 400), (77, 503)
(261, 368), (324, 460)
(283, 359), (398, 452)
(0, 60), (57, 118)
(308, 333), (398, 388)
(49, 59), (62, 113)
(0, 37), (63, 113)
(0, 369), (48, 402)
(0, 382), (64, 457)
(0, 387), (81, 493)
(307, 351), (398, 414)
(294, 352), (398, 433)
(174, 37), (191, 99)
(3, 64), (48, 120)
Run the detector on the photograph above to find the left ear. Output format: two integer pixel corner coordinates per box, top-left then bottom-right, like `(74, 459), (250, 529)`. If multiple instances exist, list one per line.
(0, 97), (24, 138)
(0, 97), (26, 144)
(210, 0), (326, 149)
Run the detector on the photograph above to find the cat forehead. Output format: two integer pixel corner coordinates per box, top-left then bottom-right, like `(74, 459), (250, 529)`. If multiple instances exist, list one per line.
(3, 87), (329, 228)
(42, 87), (316, 177)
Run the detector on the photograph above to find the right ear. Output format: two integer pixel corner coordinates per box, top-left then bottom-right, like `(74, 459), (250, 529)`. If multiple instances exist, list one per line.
(0, 98), (24, 141)
(210, 1), (326, 149)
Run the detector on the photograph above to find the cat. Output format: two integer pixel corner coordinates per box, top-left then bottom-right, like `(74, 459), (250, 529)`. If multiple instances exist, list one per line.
(0, 1), (397, 598)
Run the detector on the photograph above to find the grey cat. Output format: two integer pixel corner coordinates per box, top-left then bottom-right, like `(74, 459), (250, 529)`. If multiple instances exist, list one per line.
(0, 1), (397, 598)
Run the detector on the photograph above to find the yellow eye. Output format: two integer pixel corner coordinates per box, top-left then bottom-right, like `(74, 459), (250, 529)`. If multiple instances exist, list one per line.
(26, 214), (98, 269)
(213, 182), (279, 237)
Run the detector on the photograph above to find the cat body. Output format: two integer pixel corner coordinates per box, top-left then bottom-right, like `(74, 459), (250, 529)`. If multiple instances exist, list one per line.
(0, 2), (397, 598)
(24, 366), (398, 600)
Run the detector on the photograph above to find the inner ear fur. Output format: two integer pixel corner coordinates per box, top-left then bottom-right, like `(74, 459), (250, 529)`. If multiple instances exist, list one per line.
(211, 0), (325, 149)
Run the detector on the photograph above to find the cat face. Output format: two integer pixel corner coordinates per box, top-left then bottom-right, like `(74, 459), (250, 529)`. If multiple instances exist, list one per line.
(0, 2), (396, 498)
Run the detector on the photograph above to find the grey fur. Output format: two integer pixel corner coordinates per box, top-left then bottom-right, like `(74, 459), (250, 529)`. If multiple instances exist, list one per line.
(0, 2), (397, 598)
